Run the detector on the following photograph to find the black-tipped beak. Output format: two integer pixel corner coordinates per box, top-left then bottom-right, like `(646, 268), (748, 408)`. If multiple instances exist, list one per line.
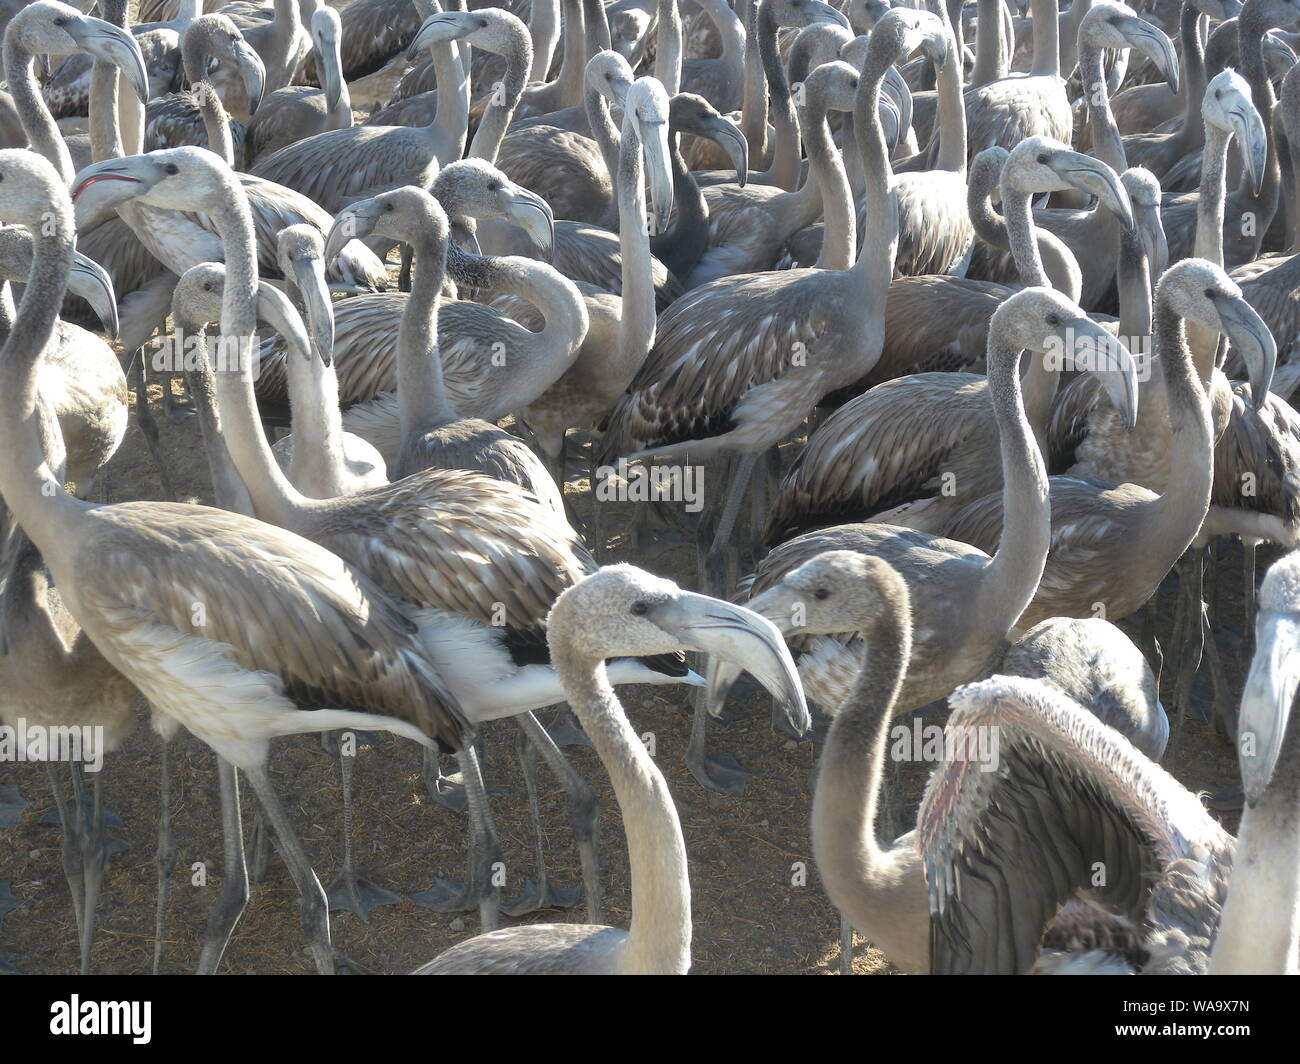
(503, 186), (554, 261)
(1238, 609), (1300, 803)
(650, 592), (809, 739)
(707, 116), (748, 187)
(324, 203), (377, 265)
(69, 250), (118, 339)
(1063, 315), (1140, 432)
(1217, 294), (1277, 406)
(253, 279), (315, 367)
(69, 17), (149, 105)
(290, 257), (335, 366)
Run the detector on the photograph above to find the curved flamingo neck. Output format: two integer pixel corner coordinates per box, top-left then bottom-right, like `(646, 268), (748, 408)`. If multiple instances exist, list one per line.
(549, 632), (691, 973)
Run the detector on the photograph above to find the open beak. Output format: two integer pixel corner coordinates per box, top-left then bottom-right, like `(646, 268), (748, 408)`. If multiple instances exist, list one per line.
(642, 118), (674, 237)
(1121, 16), (1178, 96)
(407, 13), (461, 59)
(324, 202), (379, 264)
(235, 41), (266, 115)
(1216, 293), (1277, 405)
(504, 186), (555, 261)
(290, 256), (335, 366)
(1055, 152), (1134, 230)
(649, 591), (808, 739)
(1238, 606), (1300, 804)
(70, 156), (158, 229)
(254, 278), (315, 367)
(1064, 315), (1140, 431)
(706, 115), (748, 187)
(69, 250), (118, 340)
(1228, 101), (1268, 198)
(68, 16), (148, 105)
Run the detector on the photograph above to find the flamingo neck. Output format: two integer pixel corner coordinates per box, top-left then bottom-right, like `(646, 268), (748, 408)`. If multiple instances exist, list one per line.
(205, 191), (311, 529)
(549, 638), (691, 974)
(654, 0), (683, 96)
(427, 36), (470, 164)
(740, 0), (770, 165)
(186, 37), (237, 166)
(810, 589), (914, 936)
(617, 119), (657, 381)
(527, 0), (560, 81)
(1029, 0), (1062, 78)
(932, 17), (966, 173)
(848, 31), (898, 303)
(469, 30), (530, 163)
(807, 93), (854, 270)
(4, 38), (74, 184)
(1211, 704), (1300, 974)
(398, 227), (457, 441)
(1080, 38), (1127, 174)
(1177, 9), (1207, 149)
(185, 328), (257, 514)
(649, 128), (707, 276)
(1239, 1), (1281, 238)
(553, 0), (587, 109)
(1141, 301), (1214, 560)
(0, 187), (87, 556)
(971, 0), (1009, 87)
(981, 337), (1051, 627)
(756, 2), (801, 190)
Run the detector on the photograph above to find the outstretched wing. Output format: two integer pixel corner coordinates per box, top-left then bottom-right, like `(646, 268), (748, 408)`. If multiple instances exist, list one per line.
(919, 675), (1229, 974)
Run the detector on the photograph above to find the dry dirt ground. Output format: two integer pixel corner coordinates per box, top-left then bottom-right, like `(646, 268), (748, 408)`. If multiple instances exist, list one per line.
(0, 358), (1253, 976)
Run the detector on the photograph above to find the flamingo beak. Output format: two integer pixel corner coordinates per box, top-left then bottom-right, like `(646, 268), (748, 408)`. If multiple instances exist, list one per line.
(69, 250), (118, 340)
(289, 256), (335, 367)
(68, 16), (149, 105)
(650, 591), (809, 739)
(1215, 293), (1277, 406)
(1238, 608), (1300, 803)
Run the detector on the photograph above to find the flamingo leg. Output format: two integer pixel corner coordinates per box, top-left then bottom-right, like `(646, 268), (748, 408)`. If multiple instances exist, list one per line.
(501, 715), (583, 918)
(242, 761), (335, 975)
(130, 349), (176, 503)
(75, 763), (107, 976)
(196, 756), (250, 975)
(702, 452), (758, 597)
(45, 761), (84, 942)
(152, 735), (177, 974)
(410, 744), (503, 932)
(421, 745), (469, 813)
(325, 732), (402, 921)
(686, 683), (755, 795)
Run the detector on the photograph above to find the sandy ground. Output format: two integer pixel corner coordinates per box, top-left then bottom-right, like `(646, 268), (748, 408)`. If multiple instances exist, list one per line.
(0, 356), (1254, 976)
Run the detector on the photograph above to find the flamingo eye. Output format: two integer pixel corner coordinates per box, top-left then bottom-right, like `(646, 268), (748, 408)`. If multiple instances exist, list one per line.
(164, 163), (179, 175)
(814, 588), (830, 601)
(630, 601), (650, 616)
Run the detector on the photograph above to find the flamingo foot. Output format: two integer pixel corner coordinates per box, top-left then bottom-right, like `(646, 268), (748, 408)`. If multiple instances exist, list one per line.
(326, 869), (402, 922)
(501, 878), (581, 917)
(686, 749), (755, 796)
